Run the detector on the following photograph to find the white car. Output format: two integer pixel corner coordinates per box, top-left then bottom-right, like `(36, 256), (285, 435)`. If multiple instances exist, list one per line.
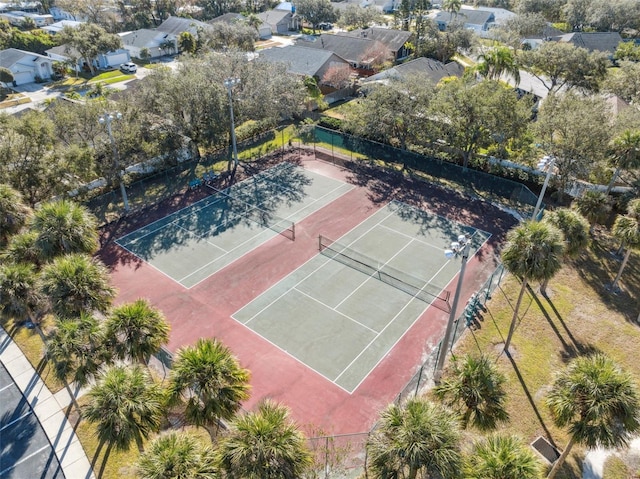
(119, 62), (138, 73)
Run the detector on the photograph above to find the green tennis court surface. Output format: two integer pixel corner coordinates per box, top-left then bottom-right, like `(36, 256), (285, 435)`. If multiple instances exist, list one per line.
(233, 201), (491, 393)
(116, 163), (353, 288)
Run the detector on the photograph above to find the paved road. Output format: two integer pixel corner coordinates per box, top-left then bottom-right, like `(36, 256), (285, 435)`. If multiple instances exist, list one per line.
(0, 362), (65, 478)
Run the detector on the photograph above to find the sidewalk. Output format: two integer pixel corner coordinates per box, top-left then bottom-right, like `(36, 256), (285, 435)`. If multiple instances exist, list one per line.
(0, 327), (95, 479)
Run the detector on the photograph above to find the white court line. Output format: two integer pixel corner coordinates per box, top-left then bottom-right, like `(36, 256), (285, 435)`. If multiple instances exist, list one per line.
(173, 222), (228, 255)
(0, 410), (32, 432)
(333, 238), (417, 311)
(293, 287), (378, 335)
(234, 208), (397, 325)
(0, 445), (51, 476)
(116, 195), (223, 245)
(230, 313), (356, 394)
(181, 180), (355, 288)
(337, 233), (492, 391)
(378, 223), (448, 251)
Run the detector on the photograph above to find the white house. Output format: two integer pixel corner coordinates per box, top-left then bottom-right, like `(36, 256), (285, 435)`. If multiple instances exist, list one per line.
(0, 10), (54, 26)
(119, 29), (178, 59)
(41, 20), (84, 35)
(46, 45), (130, 71)
(0, 48), (53, 85)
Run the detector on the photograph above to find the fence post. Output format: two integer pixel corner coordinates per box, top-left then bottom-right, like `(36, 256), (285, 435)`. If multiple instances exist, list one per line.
(414, 364), (424, 397)
(324, 436), (330, 479)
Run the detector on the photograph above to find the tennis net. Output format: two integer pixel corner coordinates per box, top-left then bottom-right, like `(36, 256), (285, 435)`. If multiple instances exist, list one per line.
(205, 184), (295, 240)
(319, 235), (450, 311)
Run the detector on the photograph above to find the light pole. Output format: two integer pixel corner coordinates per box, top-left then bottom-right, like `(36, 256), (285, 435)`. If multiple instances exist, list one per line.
(531, 155), (555, 221)
(224, 78), (240, 173)
(98, 112), (129, 212)
(434, 234), (471, 383)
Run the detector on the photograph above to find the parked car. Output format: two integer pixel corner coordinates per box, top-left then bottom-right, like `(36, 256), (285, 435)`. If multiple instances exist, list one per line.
(318, 22), (333, 31)
(119, 62), (138, 73)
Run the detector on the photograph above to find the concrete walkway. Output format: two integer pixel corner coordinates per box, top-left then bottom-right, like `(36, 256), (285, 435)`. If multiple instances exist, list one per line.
(0, 327), (95, 479)
(582, 438), (640, 479)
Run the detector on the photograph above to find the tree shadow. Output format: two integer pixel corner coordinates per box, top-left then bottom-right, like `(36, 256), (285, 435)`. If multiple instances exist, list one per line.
(505, 352), (558, 448)
(571, 233), (640, 323)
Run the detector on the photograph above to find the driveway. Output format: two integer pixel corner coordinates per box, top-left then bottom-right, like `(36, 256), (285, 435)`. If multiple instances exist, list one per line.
(0, 362), (64, 478)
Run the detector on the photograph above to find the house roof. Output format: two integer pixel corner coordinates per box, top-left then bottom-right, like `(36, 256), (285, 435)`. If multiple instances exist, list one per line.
(40, 19), (83, 33)
(553, 32), (623, 54)
(209, 13), (245, 24)
(257, 45), (346, 77)
(604, 94), (630, 117)
(156, 15), (210, 36)
(296, 33), (385, 64)
(0, 48), (48, 68)
(342, 28), (411, 52)
(45, 44), (80, 58)
(363, 57), (463, 84)
(463, 6), (515, 24)
(120, 29), (172, 48)
(434, 9), (494, 26)
(257, 9), (292, 27)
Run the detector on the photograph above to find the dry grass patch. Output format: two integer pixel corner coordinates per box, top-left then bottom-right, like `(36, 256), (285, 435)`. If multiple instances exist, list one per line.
(448, 232), (640, 479)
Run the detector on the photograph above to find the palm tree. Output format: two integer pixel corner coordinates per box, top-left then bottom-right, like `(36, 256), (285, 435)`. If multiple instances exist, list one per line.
(0, 183), (32, 247)
(476, 46), (520, 85)
(137, 431), (217, 479)
(443, 0), (461, 18)
(540, 208), (590, 294)
(46, 313), (106, 410)
(613, 198), (640, 256)
(216, 399), (313, 479)
(2, 231), (42, 266)
(0, 262), (43, 325)
(84, 364), (166, 453)
(501, 221), (565, 352)
(40, 253), (115, 318)
(546, 354), (640, 479)
(167, 338), (250, 440)
(366, 397), (462, 479)
(573, 190), (611, 235)
(606, 129), (640, 195)
(47, 313), (106, 388)
(434, 354), (509, 431)
(104, 299), (170, 365)
(31, 199), (99, 261)
(464, 434), (541, 479)
(609, 212), (640, 292)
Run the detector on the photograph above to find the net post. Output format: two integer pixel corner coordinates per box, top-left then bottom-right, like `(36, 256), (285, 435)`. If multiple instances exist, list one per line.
(318, 235), (322, 251)
(291, 223), (295, 241)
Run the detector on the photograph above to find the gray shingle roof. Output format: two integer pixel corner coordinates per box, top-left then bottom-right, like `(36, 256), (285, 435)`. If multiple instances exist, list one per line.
(156, 15), (210, 36)
(434, 9), (494, 26)
(257, 9), (292, 26)
(343, 28), (412, 53)
(296, 34), (385, 64)
(120, 29), (170, 48)
(0, 48), (48, 68)
(257, 45), (345, 76)
(209, 13), (245, 24)
(553, 32), (623, 54)
(364, 57), (463, 83)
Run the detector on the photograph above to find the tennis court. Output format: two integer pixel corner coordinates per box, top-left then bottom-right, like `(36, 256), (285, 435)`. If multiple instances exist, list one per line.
(116, 163), (353, 288)
(233, 201), (491, 393)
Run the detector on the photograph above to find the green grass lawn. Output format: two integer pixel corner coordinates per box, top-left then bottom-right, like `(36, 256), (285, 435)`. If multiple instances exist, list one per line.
(443, 227), (640, 478)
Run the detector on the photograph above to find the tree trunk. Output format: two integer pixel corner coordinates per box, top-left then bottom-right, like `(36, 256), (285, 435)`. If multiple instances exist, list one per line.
(407, 464), (418, 479)
(605, 167), (620, 196)
(504, 278), (528, 353)
(547, 435), (575, 479)
(610, 248), (632, 292)
(540, 277), (550, 296)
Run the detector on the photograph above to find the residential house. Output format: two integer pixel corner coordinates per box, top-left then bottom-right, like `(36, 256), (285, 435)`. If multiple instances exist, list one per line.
(40, 19), (83, 35)
(119, 29), (178, 59)
(46, 45), (130, 71)
(49, 6), (84, 21)
(258, 8), (300, 36)
(363, 57), (463, 84)
(0, 48), (53, 85)
(342, 27), (412, 62)
(257, 45), (351, 84)
(0, 10), (54, 26)
(521, 24), (565, 50)
(0, 2), (39, 14)
(156, 15), (211, 39)
(296, 34), (388, 75)
(552, 32), (623, 57)
(210, 12), (272, 39)
(433, 9), (495, 35)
